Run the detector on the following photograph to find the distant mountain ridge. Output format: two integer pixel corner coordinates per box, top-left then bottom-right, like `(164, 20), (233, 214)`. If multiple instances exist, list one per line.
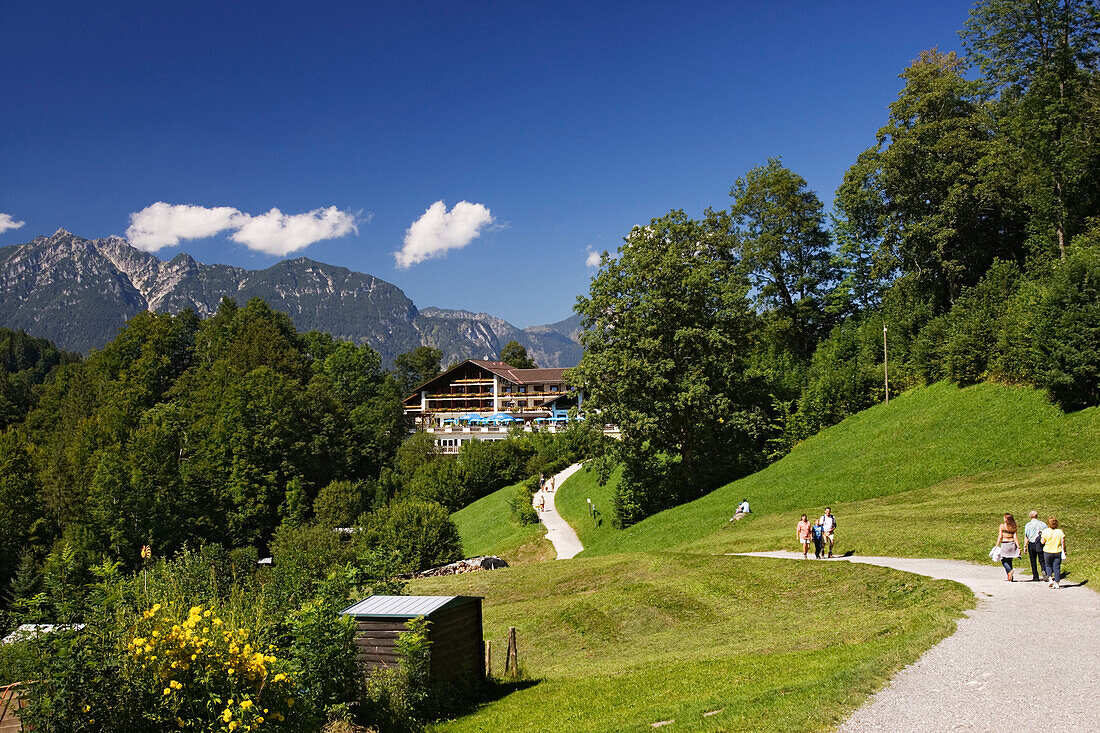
(0, 229), (583, 367)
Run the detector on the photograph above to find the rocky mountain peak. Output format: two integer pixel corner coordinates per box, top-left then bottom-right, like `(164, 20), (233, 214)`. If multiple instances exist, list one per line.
(0, 231), (583, 367)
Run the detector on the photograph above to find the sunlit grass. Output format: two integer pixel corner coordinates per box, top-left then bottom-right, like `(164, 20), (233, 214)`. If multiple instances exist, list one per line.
(451, 481), (552, 564)
(576, 383), (1100, 559)
(415, 553), (970, 732)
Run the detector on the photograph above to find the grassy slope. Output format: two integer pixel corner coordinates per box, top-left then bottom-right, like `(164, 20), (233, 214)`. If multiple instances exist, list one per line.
(416, 553), (970, 733)
(424, 382), (1098, 731)
(554, 464), (621, 551)
(576, 383), (1100, 565)
(451, 481), (553, 564)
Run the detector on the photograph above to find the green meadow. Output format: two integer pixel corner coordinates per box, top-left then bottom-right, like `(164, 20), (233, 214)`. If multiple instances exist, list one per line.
(451, 481), (553, 564)
(421, 381), (1100, 731)
(416, 552), (970, 732)
(563, 383), (1100, 584)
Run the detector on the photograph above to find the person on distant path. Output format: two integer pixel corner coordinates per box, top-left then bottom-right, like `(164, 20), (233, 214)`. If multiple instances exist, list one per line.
(1042, 517), (1067, 589)
(537, 493), (545, 513)
(1023, 510), (1049, 582)
(811, 518), (824, 559)
(796, 514), (813, 559)
(819, 508), (836, 558)
(997, 513), (1021, 581)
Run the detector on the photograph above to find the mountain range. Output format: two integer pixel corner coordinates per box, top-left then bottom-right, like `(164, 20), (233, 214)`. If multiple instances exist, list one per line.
(0, 229), (583, 367)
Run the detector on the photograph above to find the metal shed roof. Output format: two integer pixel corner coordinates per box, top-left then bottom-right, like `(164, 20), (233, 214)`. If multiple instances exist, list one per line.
(340, 595), (476, 618)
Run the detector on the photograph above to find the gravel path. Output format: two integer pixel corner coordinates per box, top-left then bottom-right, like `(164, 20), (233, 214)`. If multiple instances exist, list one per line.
(533, 463), (584, 560)
(739, 551), (1100, 731)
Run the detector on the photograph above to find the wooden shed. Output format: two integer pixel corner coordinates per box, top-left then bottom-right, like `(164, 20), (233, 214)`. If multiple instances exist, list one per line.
(341, 595), (484, 684)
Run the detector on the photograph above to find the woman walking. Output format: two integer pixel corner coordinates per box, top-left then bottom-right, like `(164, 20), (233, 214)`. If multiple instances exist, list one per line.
(796, 514), (813, 559)
(996, 513), (1021, 581)
(1042, 517), (1067, 589)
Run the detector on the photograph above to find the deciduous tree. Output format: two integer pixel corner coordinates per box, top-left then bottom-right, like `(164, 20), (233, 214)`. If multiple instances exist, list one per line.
(499, 340), (537, 369)
(572, 210), (768, 525)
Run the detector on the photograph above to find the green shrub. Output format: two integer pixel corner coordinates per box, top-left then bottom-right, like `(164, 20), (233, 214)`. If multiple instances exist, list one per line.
(286, 600), (362, 723)
(313, 480), (369, 528)
(365, 499), (462, 573)
(1035, 241), (1100, 410)
(507, 482), (539, 526)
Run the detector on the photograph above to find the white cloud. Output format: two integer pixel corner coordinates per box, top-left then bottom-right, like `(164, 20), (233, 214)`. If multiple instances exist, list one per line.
(395, 200), (494, 269)
(127, 203), (246, 251)
(585, 247), (602, 268)
(126, 202), (357, 255)
(230, 207), (358, 256)
(0, 213), (26, 235)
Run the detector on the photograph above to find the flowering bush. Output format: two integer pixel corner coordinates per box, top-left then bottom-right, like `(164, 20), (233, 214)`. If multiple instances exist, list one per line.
(125, 602), (303, 732)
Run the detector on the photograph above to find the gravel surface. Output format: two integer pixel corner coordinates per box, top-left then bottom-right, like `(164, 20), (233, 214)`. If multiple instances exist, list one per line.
(534, 463), (584, 560)
(740, 551), (1100, 731)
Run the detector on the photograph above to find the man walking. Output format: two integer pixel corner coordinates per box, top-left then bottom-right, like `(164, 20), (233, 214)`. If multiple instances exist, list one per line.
(819, 507), (836, 558)
(1023, 510), (1048, 582)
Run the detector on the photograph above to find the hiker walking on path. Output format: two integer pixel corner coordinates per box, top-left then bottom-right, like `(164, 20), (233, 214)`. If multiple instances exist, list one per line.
(1023, 511), (1048, 582)
(796, 514), (813, 559)
(819, 508), (836, 558)
(996, 513), (1021, 581)
(812, 519), (824, 559)
(1042, 517), (1067, 588)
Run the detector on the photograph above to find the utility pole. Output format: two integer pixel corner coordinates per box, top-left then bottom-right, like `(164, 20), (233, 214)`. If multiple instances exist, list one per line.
(883, 323), (889, 405)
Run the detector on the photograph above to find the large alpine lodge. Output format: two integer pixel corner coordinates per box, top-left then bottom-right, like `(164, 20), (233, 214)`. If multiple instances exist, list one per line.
(403, 359), (584, 452)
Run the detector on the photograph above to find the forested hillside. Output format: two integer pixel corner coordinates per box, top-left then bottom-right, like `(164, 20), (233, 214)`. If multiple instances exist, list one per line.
(571, 3), (1100, 527)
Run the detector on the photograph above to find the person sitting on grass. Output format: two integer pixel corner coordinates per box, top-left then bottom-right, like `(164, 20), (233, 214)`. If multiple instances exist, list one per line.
(796, 514), (813, 559)
(730, 498), (751, 521)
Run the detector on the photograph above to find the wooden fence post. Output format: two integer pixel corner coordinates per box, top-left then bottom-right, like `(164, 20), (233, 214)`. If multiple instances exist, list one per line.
(484, 640), (492, 678)
(506, 627), (518, 678)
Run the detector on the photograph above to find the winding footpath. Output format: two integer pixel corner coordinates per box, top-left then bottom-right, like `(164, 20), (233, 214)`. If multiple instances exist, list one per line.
(532, 463), (584, 560)
(739, 551), (1100, 731)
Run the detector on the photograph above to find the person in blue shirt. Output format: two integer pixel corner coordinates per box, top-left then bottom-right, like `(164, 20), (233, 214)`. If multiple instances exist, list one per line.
(811, 519), (825, 559)
(1023, 510), (1048, 582)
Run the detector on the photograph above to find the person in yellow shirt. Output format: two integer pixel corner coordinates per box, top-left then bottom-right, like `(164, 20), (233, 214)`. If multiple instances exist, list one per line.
(1041, 516), (1067, 588)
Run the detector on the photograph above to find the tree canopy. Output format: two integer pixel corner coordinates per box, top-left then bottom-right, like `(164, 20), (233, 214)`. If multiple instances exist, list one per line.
(500, 340), (537, 369)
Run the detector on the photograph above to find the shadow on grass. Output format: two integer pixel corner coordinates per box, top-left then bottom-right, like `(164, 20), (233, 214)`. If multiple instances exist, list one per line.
(423, 677), (541, 724)
(476, 677), (540, 706)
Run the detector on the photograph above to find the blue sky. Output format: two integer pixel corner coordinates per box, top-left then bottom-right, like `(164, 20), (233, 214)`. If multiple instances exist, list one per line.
(0, 1), (970, 327)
